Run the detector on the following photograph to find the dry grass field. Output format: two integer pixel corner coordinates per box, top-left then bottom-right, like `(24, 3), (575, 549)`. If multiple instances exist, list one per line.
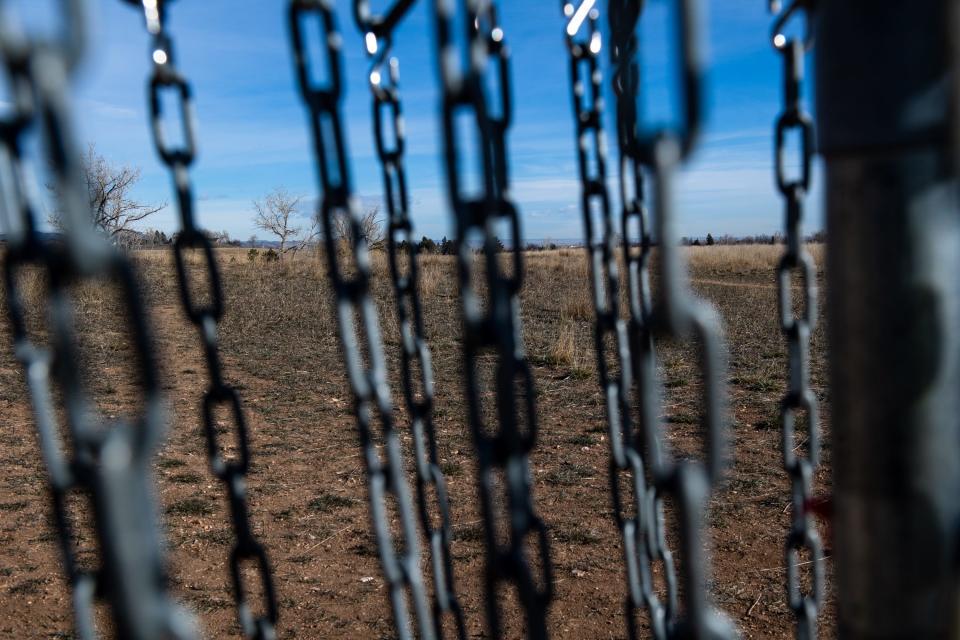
(0, 243), (830, 638)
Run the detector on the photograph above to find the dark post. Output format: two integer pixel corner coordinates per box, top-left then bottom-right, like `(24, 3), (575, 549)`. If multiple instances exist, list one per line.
(816, 2), (960, 638)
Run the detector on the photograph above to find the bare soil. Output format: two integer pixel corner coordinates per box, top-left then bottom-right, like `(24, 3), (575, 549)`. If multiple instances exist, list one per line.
(0, 246), (832, 638)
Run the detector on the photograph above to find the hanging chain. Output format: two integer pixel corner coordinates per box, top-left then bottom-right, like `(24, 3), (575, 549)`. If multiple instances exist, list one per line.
(0, 2), (195, 638)
(607, 1), (737, 638)
(607, 1), (681, 636)
(120, 2), (278, 637)
(287, 2), (435, 639)
(433, 1), (553, 637)
(560, 2), (669, 638)
(770, 2), (823, 638)
(353, 2), (468, 638)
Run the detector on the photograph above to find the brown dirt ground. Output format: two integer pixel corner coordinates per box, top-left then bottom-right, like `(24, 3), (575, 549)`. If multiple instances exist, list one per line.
(0, 246), (832, 638)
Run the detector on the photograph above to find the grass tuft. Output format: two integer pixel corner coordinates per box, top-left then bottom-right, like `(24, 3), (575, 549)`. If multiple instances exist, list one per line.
(308, 492), (354, 513)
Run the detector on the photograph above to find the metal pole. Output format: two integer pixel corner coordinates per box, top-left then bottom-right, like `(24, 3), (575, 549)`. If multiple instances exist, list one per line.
(816, 2), (960, 638)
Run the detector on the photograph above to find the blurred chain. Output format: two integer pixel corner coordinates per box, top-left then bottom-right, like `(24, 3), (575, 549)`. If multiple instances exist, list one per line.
(770, 2), (823, 638)
(353, 2), (468, 638)
(607, 2), (681, 636)
(560, 3), (670, 638)
(433, 1), (552, 637)
(288, 2), (435, 639)
(120, 2), (278, 637)
(0, 2), (195, 638)
(607, 1), (737, 638)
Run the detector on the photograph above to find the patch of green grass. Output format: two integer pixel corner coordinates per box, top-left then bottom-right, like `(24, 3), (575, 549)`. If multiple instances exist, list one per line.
(753, 418), (776, 431)
(440, 461), (463, 477)
(33, 529), (57, 543)
(453, 523), (485, 543)
(157, 458), (186, 470)
(567, 434), (597, 447)
(570, 367), (592, 381)
(191, 594), (231, 613)
(195, 529), (231, 545)
(350, 534), (378, 557)
(0, 501), (29, 512)
(731, 376), (779, 393)
(528, 354), (551, 368)
(553, 527), (601, 546)
(746, 378), (779, 393)
(544, 463), (593, 487)
(728, 475), (765, 493)
(308, 492), (354, 513)
(288, 555), (313, 565)
(668, 413), (698, 425)
(272, 508), (294, 522)
(166, 498), (213, 517)
(169, 473), (203, 484)
(8, 577), (45, 595)
(664, 378), (688, 389)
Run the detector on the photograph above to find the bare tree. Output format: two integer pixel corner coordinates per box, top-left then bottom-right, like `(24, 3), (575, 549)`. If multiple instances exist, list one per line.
(252, 187), (318, 258)
(48, 145), (165, 242)
(330, 206), (384, 250)
(141, 228), (169, 248)
(210, 229), (233, 246)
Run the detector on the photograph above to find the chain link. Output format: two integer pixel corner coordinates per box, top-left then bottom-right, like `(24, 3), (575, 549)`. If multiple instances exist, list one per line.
(354, 2), (468, 637)
(120, 1), (278, 637)
(287, 2), (436, 639)
(433, 1), (553, 637)
(770, 3), (823, 638)
(0, 2), (195, 638)
(606, 1), (736, 638)
(560, 3), (670, 637)
(606, 8), (683, 636)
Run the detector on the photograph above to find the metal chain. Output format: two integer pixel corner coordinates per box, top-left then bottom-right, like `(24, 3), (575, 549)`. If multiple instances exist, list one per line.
(353, 2), (468, 638)
(120, 2), (278, 637)
(433, 1), (553, 637)
(0, 2), (195, 638)
(770, 2), (824, 638)
(287, 2), (435, 639)
(608, 1), (737, 638)
(607, 2), (681, 636)
(560, 3), (669, 638)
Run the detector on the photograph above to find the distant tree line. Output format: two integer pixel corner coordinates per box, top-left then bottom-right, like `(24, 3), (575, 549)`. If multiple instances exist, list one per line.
(680, 230), (826, 246)
(397, 236), (543, 254)
(398, 236), (456, 255)
(125, 228), (242, 249)
(126, 230), (828, 253)
(63, 149), (828, 255)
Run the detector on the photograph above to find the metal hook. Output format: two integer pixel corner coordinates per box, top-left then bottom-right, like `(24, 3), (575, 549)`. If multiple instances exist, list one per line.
(771, 0), (815, 51)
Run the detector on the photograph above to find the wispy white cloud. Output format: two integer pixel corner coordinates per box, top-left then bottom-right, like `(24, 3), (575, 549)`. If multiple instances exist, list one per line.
(58, 0), (797, 244)
(80, 98), (139, 120)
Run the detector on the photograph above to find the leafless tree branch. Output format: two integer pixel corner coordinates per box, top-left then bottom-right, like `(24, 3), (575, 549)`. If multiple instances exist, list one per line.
(329, 205), (384, 250)
(252, 187), (318, 258)
(48, 144), (166, 247)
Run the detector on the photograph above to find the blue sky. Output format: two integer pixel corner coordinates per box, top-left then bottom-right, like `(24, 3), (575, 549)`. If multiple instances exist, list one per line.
(52, 0), (821, 242)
